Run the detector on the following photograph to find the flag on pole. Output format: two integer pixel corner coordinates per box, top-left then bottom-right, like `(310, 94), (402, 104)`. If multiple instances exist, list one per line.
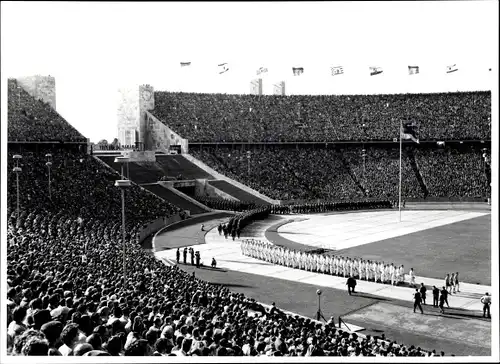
(331, 66), (344, 76)
(370, 67), (383, 76)
(408, 66), (419, 75)
(256, 67), (268, 75)
(401, 121), (419, 143)
(180, 62), (191, 67)
(292, 67), (304, 76)
(218, 63), (229, 74)
(446, 64), (458, 73)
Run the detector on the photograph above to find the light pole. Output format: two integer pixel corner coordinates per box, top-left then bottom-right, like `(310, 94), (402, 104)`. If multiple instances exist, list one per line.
(13, 154), (22, 218)
(362, 148), (366, 185)
(247, 151), (251, 175)
(45, 154), (52, 200)
(114, 156), (130, 179)
(115, 179), (131, 290)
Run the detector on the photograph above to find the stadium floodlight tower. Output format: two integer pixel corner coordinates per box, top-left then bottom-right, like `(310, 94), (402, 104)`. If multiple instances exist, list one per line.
(115, 179), (132, 291)
(45, 154), (52, 200)
(13, 154), (22, 218)
(114, 156), (130, 179)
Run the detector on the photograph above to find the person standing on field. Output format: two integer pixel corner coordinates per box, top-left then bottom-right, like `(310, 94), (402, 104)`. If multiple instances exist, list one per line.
(481, 293), (491, 318)
(413, 289), (424, 314)
(419, 283), (427, 305)
(432, 286), (440, 307)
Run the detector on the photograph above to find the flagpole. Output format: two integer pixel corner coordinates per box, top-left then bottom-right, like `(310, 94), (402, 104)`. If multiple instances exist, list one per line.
(398, 119), (403, 222)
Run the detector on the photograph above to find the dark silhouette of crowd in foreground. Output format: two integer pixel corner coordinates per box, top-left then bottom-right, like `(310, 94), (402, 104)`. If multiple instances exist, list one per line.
(8, 79), (87, 142)
(152, 91), (490, 142)
(190, 144), (489, 202)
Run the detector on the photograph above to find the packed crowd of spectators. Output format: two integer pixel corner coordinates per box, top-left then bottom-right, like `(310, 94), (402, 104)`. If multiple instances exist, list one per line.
(342, 147), (425, 200)
(8, 80), (87, 142)
(6, 161), (435, 356)
(191, 145), (489, 202)
(152, 91), (490, 142)
(191, 146), (365, 201)
(7, 147), (179, 224)
(415, 147), (490, 199)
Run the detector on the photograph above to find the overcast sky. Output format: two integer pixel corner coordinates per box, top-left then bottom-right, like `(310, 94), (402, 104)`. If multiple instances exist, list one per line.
(1, 1), (498, 142)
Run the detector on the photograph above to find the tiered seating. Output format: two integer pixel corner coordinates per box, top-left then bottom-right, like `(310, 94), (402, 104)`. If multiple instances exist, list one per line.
(191, 145), (489, 202)
(152, 91), (491, 142)
(415, 147), (489, 199)
(8, 79), (86, 142)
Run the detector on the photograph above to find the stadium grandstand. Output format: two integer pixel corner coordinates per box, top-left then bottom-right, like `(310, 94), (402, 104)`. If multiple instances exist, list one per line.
(6, 73), (492, 358)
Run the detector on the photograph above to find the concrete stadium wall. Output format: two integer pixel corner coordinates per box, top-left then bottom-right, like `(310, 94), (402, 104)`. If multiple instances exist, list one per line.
(162, 212), (233, 231)
(138, 214), (183, 243)
(143, 111), (189, 154)
(404, 202), (491, 211)
(196, 179), (240, 201)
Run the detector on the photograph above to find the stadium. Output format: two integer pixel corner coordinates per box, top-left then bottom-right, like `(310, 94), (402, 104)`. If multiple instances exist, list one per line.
(2, 1), (497, 360)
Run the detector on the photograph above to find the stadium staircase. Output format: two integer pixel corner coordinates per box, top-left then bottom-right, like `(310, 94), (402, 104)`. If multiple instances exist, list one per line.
(155, 154), (214, 180)
(99, 153), (278, 208)
(98, 156), (166, 184)
(183, 153), (279, 205)
(141, 183), (210, 215)
(407, 149), (429, 198)
(207, 180), (269, 205)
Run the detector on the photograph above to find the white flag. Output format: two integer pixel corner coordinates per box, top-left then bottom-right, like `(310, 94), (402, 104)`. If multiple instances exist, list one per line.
(408, 66), (419, 75)
(370, 67), (383, 76)
(331, 66), (344, 76)
(256, 67), (268, 75)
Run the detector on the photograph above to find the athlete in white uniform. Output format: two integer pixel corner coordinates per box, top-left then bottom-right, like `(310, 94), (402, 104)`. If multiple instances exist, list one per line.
(365, 260), (371, 281)
(399, 265), (405, 285)
(409, 268), (416, 287)
(379, 262), (385, 283)
(390, 263), (396, 285)
(372, 261), (379, 282)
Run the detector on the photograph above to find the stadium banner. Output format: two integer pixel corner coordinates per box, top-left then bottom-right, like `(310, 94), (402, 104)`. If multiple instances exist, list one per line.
(401, 121), (419, 143)
(292, 67), (304, 76)
(256, 67), (268, 75)
(370, 67), (383, 76)
(180, 62), (191, 67)
(218, 63), (229, 74)
(331, 66), (344, 76)
(408, 66), (419, 75)
(446, 64), (458, 73)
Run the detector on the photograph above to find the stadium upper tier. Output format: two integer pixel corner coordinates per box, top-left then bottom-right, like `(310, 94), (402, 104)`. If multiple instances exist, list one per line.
(151, 91), (491, 143)
(8, 79), (86, 142)
(190, 145), (490, 202)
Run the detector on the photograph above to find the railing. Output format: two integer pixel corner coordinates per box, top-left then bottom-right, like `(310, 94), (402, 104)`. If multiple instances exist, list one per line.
(338, 316), (352, 332)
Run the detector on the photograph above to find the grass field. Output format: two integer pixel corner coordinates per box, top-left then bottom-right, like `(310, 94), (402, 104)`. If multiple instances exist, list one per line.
(266, 213), (491, 285)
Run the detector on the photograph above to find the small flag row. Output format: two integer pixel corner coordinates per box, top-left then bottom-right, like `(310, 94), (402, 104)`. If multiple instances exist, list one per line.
(179, 62), (489, 75)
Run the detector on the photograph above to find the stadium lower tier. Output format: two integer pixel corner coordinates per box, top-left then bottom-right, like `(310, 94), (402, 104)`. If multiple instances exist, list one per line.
(189, 144), (490, 202)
